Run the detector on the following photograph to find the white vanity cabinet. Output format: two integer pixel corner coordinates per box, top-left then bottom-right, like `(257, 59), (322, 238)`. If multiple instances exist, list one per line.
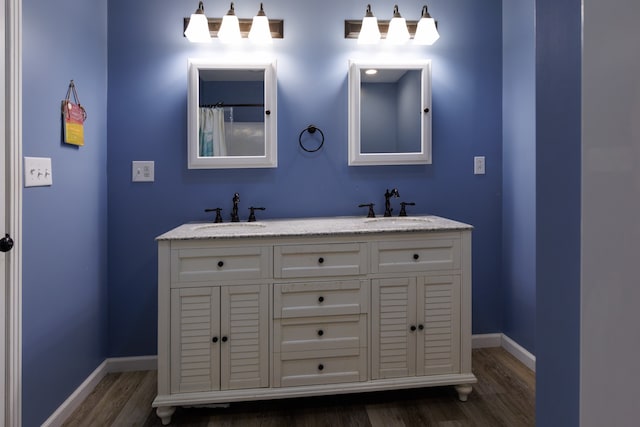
(153, 217), (476, 425)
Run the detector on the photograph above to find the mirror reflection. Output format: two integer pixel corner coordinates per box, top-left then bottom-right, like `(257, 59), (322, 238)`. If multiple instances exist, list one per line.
(348, 60), (432, 166)
(187, 59), (277, 169)
(198, 70), (265, 157)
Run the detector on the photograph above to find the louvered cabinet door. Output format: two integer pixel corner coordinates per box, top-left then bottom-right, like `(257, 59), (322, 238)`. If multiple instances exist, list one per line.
(220, 285), (270, 390)
(416, 275), (461, 376)
(371, 277), (417, 379)
(170, 287), (220, 394)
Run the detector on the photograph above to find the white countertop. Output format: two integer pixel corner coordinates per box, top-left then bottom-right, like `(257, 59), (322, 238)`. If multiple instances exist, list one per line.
(156, 215), (473, 241)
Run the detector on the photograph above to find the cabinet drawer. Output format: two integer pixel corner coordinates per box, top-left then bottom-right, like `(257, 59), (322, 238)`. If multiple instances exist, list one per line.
(273, 314), (367, 353)
(171, 246), (271, 284)
(274, 243), (367, 278)
(274, 348), (367, 387)
(274, 280), (368, 318)
(371, 239), (460, 274)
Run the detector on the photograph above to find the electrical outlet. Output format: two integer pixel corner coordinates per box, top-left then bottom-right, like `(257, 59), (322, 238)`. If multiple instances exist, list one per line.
(474, 156), (486, 175)
(132, 161), (155, 182)
(24, 157), (53, 187)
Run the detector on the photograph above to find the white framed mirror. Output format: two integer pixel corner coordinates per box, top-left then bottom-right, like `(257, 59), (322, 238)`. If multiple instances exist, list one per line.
(187, 58), (277, 169)
(348, 59), (432, 166)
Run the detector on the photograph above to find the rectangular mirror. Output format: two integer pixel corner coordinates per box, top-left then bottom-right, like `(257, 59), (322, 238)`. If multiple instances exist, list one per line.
(187, 59), (277, 169)
(348, 60), (432, 166)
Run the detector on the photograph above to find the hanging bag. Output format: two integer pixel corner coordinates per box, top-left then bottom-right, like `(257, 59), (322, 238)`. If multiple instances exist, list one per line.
(61, 80), (87, 146)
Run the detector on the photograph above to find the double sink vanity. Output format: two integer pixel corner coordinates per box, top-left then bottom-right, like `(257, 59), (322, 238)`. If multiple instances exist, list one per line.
(152, 215), (476, 424)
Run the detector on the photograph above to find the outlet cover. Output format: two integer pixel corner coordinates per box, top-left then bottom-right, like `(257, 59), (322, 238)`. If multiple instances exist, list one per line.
(474, 156), (486, 175)
(132, 161), (155, 182)
(24, 157), (53, 187)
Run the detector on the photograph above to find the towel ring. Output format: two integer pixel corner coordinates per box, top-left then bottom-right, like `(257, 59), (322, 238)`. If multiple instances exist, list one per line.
(299, 125), (325, 153)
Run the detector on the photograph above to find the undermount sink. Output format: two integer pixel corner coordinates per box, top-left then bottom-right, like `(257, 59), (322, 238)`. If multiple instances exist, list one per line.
(363, 217), (435, 226)
(191, 222), (267, 231)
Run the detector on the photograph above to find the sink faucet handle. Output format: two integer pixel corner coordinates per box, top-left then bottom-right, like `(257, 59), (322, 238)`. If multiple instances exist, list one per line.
(248, 207), (266, 222)
(358, 203), (376, 218)
(399, 202), (416, 217)
(205, 208), (224, 223)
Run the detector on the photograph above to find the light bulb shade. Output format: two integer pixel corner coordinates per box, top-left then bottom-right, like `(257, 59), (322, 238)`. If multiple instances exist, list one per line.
(414, 17), (439, 45)
(184, 2), (211, 43)
(248, 4), (273, 45)
(218, 3), (241, 43)
(358, 16), (381, 44)
(386, 17), (410, 44)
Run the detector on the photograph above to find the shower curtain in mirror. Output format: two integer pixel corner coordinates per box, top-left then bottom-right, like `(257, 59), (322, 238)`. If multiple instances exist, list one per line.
(199, 107), (227, 157)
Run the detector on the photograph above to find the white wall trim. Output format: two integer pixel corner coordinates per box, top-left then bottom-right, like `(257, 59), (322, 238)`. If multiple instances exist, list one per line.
(5, 0), (22, 426)
(472, 333), (536, 372)
(43, 335), (537, 427)
(471, 333), (503, 348)
(41, 356), (157, 427)
(105, 355), (158, 373)
(41, 360), (108, 427)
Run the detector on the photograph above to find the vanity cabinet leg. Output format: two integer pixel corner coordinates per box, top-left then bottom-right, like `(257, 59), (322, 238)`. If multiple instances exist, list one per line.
(455, 384), (473, 402)
(156, 406), (176, 425)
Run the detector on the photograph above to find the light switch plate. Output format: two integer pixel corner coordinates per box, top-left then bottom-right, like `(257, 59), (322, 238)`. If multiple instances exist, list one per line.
(24, 157), (53, 187)
(474, 156), (486, 175)
(132, 161), (155, 182)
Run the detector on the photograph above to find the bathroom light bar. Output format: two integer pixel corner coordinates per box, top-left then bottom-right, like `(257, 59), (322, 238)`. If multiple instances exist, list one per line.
(345, 4), (439, 44)
(183, 2), (283, 40)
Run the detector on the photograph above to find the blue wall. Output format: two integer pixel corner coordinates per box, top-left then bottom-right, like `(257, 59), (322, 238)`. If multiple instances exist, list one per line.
(536, 0), (582, 425)
(502, 0), (536, 353)
(22, 0), (109, 425)
(106, 0), (504, 357)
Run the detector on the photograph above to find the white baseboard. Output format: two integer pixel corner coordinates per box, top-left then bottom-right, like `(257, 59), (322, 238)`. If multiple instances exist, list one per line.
(471, 333), (502, 348)
(44, 335), (536, 427)
(472, 333), (536, 372)
(500, 334), (536, 372)
(105, 355), (157, 372)
(41, 356), (157, 427)
(41, 360), (108, 427)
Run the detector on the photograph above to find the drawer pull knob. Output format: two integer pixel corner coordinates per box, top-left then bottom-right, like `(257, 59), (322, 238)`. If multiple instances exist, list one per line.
(317, 329), (324, 336)
(318, 257), (325, 264)
(221, 336), (228, 342)
(413, 253), (420, 260)
(410, 325), (417, 332)
(318, 364), (324, 371)
(418, 324), (424, 330)
(212, 336), (219, 343)
(217, 261), (224, 268)
(318, 296), (325, 303)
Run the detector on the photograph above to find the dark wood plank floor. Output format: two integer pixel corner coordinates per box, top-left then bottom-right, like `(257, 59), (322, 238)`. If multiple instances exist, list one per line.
(62, 347), (534, 427)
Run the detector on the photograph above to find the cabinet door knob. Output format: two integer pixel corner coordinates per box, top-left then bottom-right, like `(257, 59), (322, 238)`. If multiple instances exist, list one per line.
(221, 336), (228, 342)
(318, 364), (324, 371)
(212, 336), (219, 343)
(318, 296), (324, 303)
(217, 260), (224, 268)
(418, 324), (424, 330)
(410, 325), (417, 332)
(318, 257), (324, 264)
(413, 253), (420, 260)
(317, 329), (324, 336)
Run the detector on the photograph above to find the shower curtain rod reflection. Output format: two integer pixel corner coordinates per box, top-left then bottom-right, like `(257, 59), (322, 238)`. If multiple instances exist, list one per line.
(199, 102), (265, 108)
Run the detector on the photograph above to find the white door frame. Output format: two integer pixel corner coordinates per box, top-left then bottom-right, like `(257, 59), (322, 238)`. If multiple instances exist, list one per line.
(3, 0), (23, 425)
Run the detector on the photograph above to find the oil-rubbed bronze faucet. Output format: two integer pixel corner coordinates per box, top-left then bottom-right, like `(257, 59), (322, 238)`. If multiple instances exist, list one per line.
(204, 207), (223, 223)
(231, 193), (240, 222)
(248, 207), (266, 222)
(384, 188), (400, 217)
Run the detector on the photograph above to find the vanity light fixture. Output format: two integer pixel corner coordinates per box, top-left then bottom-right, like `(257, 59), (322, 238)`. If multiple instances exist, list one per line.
(183, 2), (284, 43)
(248, 3), (273, 44)
(414, 5), (440, 45)
(218, 2), (242, 43)
(184, 1), (212, 43)
(344, 4), (439, 45)
(386, 5), (410, 44)
(357, 4), (381, 45)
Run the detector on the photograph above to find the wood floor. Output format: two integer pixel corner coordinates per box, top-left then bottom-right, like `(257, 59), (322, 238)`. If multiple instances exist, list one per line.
(62, 347), (535, 427)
